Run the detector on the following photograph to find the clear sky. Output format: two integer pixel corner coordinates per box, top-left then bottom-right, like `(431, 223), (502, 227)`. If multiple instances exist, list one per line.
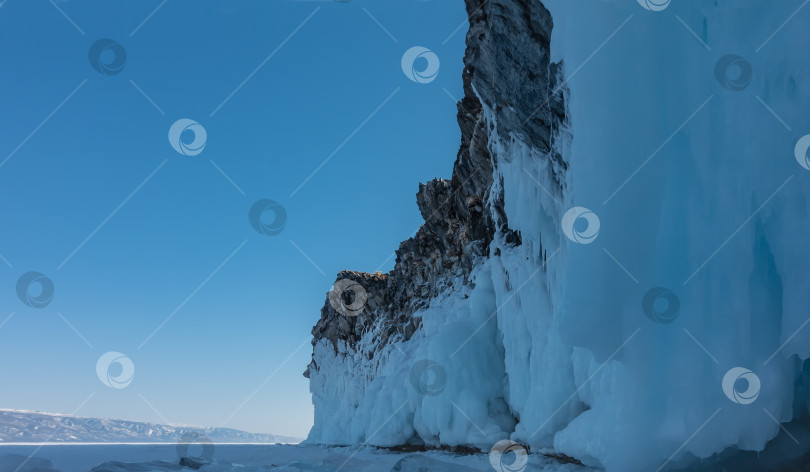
(0, 0), (468, 439)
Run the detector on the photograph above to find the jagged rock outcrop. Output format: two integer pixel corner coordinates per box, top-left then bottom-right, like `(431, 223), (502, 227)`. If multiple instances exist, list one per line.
(305, 0), (567, 379)
(304, 0), (572, 458)
(306, 0), (569, 442)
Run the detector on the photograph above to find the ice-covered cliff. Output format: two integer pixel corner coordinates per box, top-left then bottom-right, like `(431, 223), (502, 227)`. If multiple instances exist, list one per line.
(305, 0), (810, 471)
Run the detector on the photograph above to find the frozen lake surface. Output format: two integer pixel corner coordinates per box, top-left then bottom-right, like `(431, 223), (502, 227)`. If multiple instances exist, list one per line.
(0, 444), (591, 472)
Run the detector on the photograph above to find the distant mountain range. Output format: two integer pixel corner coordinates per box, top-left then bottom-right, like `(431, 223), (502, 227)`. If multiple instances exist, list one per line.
(0, 409), (301, 444)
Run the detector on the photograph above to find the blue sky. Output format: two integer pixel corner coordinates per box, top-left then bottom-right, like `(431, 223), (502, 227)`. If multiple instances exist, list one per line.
(0, 0), (468, 438)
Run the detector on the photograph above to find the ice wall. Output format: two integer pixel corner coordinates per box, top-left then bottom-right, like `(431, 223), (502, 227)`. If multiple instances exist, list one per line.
(536, 0), (810, 469)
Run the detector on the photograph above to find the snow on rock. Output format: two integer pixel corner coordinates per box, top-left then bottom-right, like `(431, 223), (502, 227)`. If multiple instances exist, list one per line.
(308, 271), (513, 450)
(306, 0), (810, 471)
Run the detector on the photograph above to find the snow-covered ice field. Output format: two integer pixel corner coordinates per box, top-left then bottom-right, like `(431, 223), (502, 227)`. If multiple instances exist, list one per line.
(0, 444), (594, 472)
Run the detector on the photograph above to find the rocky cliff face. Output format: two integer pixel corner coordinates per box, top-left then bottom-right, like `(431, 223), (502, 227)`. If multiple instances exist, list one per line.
(304, 0), (567, 379)
(305, 0), (571, 452)
(305, 0), (572, 448)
